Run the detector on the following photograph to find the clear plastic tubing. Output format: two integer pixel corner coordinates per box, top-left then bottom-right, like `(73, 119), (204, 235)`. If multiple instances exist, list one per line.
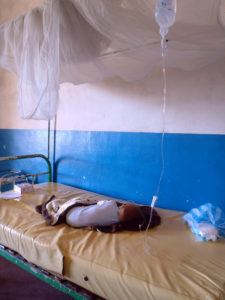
(143, 1), (177, 242)
(153, 0), (177, 203)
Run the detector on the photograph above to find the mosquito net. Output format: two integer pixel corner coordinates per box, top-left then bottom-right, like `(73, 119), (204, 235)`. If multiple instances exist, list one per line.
(0, 0), (224, 119)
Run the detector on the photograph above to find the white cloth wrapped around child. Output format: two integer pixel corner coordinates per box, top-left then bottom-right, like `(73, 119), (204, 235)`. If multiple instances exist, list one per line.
(66, 200), (120, 227)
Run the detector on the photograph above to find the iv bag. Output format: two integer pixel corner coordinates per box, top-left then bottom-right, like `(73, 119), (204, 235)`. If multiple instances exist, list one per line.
(155, 0), (177, 38)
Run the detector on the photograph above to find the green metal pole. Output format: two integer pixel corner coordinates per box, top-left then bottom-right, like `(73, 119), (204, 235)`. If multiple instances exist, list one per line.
(48, 120), (51, 161)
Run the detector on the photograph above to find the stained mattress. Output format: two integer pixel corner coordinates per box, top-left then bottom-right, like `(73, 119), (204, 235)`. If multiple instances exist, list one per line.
(0, 183), (224, 300)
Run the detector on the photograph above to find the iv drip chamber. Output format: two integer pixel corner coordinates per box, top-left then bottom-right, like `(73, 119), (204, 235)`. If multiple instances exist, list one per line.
(155, 0), (177, 38)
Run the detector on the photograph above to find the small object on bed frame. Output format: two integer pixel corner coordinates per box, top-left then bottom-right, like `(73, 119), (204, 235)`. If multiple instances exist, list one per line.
(14, 182), (34, 194)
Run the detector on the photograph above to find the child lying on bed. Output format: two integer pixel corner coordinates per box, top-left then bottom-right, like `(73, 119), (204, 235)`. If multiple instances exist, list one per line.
(36, 195), (161, 233)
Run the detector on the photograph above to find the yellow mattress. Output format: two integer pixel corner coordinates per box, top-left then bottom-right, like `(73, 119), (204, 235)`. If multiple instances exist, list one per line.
(0, 183), (224, 300)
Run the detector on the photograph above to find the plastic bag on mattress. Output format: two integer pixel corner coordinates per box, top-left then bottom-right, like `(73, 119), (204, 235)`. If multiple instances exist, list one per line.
(183, 203), (225, 242)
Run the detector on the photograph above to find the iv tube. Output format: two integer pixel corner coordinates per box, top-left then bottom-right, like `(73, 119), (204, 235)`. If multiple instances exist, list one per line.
(144, 39), (167, 237)
(141, 1), (177, 252)
(153, 0), (177, 205)
(155, 38), (167, 199)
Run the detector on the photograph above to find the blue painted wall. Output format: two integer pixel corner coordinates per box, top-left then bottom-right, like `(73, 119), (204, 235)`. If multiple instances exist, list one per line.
(0, 129), (49, 184)
(0, 129), (225, 212)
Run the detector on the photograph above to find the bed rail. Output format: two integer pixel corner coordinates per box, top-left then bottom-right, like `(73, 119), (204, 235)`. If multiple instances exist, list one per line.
(0, 154), (52, 186)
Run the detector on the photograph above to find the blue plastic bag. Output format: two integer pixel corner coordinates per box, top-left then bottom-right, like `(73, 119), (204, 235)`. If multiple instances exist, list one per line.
(183, 203), (225, 242)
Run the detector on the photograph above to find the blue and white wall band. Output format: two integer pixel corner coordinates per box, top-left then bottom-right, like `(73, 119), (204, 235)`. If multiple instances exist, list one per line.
(0, 0), (225, 213)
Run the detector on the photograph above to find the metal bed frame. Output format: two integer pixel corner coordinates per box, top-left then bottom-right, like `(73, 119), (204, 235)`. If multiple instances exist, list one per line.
(0, 154), (102, 300)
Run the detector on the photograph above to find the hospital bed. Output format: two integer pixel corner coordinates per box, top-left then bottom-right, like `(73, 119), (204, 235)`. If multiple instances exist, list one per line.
(0, 155), (224, 300)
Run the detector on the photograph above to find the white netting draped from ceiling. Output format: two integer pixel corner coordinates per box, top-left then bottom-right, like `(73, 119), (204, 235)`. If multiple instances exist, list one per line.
(0, 0), (224, 119)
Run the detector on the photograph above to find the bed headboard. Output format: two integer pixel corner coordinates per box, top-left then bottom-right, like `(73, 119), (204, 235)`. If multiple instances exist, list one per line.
(0, 154), (52, 192)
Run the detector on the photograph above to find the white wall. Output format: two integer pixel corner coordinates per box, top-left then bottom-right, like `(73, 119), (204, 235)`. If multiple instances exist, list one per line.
(0, 0), (225, 135)
(0, 0), (44, 23)
(1, 56), (225, 134)
(57, 58), (225, 134)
